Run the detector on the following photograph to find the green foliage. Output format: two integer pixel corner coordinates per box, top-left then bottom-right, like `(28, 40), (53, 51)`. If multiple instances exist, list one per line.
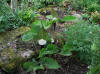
(91, 11), (100, 24)
(40, 57), (60, 69)
(0, 1), (23, 32)
(31, 20), (42, 33)
(70, 0), (100, 12)
(24, 44), (60, 72)
(82, 13), (89, 19)
(22, 15), (59, 42)
(22, 31), (34, 42)
(87, 2), (100, 12)
(22, 19), (53, 41)
(64, 21), (100, 63)
(22, 14), (81, 72)
(18, 9), (40, 25)
(22, 15), (75, 42)
(18, 9), (34, 23)
(33, 0), (65, 10)
(24, 59), (44, 72)
(63, 20), (100, 74)
(61, 15), (76, 22)
(41, 19), (53, 30)
(88, 38), (100, 74)
(46, 15), (54, 19)
(39, 44), (59, 58)
(60, 43), (74, 56)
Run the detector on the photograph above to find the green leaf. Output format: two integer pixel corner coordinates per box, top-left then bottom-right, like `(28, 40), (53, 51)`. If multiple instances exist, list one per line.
(60, 51), (72, 56)
(82, 13), (89, 18)
(24, 61), (44, 72)
(22, 31), (33, 42)
(34, 13), (41, 17)
(39, 44), (59, 58)
(46, 15), (53, 19)
(40, 57), (60, 69)
(41, 20), (52, 30)
(62, 15), (76, 21)
(60, 43), (74, 56)
(31, 20), (42, 33)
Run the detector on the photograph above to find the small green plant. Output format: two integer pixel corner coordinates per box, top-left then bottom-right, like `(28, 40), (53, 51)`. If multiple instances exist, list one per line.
(22, 18), (54, 42)
(63, 21), (100, 63)
(60, 42), (75, 56)
(22, 15), (76, 42)
(87, 2), (100, 12)
(61, 15), (76, 22)
(91, 11), (100, 24)
(24, 44), (60, 72)
(0, 1), (23, 32)
(39, 44), (59, 58)
(70, 0), (100, 12)
(62, 20), (100, 74)
(22, 15), (77, 72)
(87, 38), (100, 74)
(18, 8), (40, 25)
(33, 0), (65, 10)
(82, 13), (90, 20)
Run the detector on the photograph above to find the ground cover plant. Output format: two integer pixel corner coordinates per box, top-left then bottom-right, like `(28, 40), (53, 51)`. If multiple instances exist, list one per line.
(64, 21), (100, 74)
(0, 0), (100, 74)
(22, 14), (76, 72)
(0, 0), (23, 32)
(70, 0), (100, 12)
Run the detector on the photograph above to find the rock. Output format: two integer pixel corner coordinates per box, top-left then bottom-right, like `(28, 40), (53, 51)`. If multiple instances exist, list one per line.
(0, 48), (24, 72)
(0, 26), (35, 72)
(72, 14), (82, 20)
(71, 11), (82, 21)
(38, 39), (47, 46)
(21, 50), (34, 58)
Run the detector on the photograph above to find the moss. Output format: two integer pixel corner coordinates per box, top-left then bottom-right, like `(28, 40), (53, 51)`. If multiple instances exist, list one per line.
(38, 6), (58, 17)
(0, 26), (30, 72)
(0, 48), (26, 72)
(0, 26), (30, 44)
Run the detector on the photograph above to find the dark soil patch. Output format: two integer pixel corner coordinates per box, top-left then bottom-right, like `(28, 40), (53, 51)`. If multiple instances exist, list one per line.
(37, 55), (88, 74)
(0, 55), (88, 74)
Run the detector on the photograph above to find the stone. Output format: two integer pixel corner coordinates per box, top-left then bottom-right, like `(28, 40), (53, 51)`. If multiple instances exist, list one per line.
(0, 26), (35, 72)
(73, 14), (82, 20)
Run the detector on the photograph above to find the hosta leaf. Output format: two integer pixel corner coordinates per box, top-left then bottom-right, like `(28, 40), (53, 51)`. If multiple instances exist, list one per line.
(22, 31), (33, 42)
(39, 44), (59, 58)
(62, 15), (76, 21)
(40, 57), (60, 69)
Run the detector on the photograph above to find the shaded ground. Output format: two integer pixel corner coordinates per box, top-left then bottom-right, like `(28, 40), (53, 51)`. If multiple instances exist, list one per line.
(2, 55), (88, 74)
(37, 55), (88, 74)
